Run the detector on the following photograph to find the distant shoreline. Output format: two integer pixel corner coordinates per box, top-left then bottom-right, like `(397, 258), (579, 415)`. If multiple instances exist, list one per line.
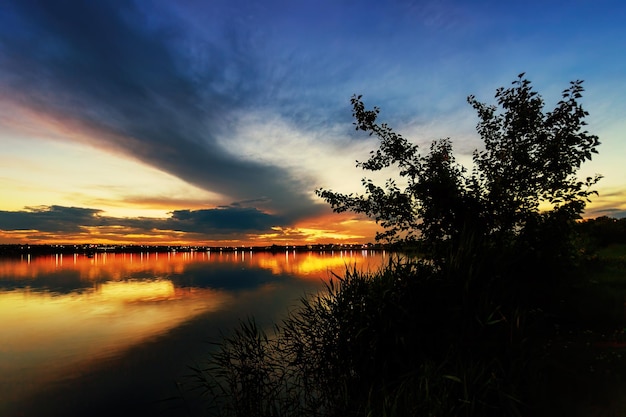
(0, 243), (389, 257)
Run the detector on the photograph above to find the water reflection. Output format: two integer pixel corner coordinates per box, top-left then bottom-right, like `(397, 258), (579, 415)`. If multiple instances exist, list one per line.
(0, 250), (387, 414)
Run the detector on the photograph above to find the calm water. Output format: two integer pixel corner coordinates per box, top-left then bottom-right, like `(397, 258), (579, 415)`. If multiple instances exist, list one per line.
(0, 250), (388, 417)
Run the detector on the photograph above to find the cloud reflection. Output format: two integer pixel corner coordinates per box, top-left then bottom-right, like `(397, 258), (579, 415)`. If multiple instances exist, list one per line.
(0, 283), (229, 404)
(0, 250), (388, 407)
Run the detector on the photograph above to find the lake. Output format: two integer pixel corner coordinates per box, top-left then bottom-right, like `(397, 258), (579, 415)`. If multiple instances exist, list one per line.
(0, 249), (389, 417)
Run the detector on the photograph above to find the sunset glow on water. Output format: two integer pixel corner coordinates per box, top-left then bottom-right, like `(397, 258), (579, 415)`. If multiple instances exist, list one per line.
(0, 250), (388, 416)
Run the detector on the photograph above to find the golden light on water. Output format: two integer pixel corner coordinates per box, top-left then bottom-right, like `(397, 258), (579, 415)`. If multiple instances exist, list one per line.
(0, 249), (388, 405)
(0, 250), (388, 283)
(255, 250), (387, 278)
(0, 278), (229, 403)
(96, 279), (175, 302)
(0, 283), (226, 354)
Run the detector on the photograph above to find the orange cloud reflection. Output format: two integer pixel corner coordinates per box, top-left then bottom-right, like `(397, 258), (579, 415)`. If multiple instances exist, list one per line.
(0, 284), (229, 402)
(255, 250), (388, 278)
(0, 249), (390, 406)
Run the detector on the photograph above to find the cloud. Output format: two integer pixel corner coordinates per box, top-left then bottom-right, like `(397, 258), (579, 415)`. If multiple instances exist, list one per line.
(590, 209), (626, 219)
(3, 0), (622, 247)
(585, 205), (626, 220)
(166, 207), (283, 233)
(0, 205), (286, 238)
(0, 206), (102, 233)
(0, 0), (320, 221)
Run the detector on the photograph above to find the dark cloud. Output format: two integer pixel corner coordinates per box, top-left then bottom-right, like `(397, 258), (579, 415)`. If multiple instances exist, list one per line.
(0, 206), (102, 232)
(0, 205), (284, 236)
(0, 0), (321, 221)
(167, 207), (281, 233)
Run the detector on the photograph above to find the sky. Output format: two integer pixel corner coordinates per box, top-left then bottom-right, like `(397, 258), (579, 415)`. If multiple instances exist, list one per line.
(0, 0), (624, 246)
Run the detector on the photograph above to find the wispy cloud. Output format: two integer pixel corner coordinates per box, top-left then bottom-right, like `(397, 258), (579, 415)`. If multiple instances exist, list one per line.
(0, 0), (319, 221)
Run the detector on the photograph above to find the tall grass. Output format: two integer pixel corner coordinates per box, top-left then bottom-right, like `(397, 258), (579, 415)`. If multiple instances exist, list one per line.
(189, 256), (532, 417)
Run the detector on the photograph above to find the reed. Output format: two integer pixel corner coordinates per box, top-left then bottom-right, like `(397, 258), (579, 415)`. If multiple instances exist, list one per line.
(189, 255), (533, 417)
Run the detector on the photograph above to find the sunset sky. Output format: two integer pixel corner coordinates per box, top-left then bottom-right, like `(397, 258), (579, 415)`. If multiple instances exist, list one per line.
(1, 0), (624, 246)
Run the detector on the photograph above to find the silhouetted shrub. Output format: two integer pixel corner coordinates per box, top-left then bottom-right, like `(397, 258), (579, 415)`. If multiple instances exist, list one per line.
(191, 257), (530, 417)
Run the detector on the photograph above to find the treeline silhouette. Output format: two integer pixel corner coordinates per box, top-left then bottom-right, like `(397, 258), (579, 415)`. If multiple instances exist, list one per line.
(577, 216), (626, 248)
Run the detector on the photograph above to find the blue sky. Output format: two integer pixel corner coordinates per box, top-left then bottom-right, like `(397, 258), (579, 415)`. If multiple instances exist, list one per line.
(0, 0), (624, 244)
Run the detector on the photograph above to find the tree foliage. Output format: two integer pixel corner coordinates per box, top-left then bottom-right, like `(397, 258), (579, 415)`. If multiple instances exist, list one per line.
(197, 75), (606, 417)
(316, 74), (601, 265)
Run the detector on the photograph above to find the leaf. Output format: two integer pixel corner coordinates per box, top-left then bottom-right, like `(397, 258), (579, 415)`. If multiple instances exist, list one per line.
(443, 375), (462, 383)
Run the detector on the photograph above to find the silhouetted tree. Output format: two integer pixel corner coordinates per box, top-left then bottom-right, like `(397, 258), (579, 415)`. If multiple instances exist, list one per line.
(317, 74), (601, 271)
(200, 75), (605, 417)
